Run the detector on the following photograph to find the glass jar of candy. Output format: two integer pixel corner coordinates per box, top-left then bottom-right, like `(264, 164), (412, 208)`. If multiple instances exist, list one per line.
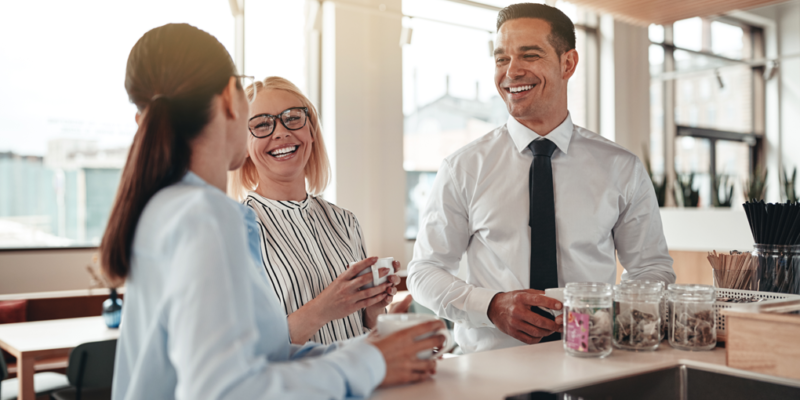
(563, 282), (613, 358)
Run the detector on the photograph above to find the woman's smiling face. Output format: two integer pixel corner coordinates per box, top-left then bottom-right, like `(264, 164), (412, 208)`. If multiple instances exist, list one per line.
(247, 88), (314, 187)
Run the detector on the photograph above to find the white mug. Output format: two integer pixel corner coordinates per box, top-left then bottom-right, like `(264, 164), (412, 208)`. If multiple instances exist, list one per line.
(353, 257), (396, 289)
(539, 287), (565, 317)
(376, 313), (454, 359)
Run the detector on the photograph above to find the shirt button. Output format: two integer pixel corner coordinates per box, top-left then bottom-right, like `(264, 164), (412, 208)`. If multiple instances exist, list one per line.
(482, 323), (488, 326)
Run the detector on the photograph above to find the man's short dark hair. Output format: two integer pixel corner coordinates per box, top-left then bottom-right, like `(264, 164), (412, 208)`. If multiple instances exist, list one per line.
(497, 3), (576, 56)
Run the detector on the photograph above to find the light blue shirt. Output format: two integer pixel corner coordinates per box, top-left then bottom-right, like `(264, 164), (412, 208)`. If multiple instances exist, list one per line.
(112, 172), (385, 400)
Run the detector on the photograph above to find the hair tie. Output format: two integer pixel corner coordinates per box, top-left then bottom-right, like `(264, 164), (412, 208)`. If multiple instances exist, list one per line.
(151, 94), (166, 102)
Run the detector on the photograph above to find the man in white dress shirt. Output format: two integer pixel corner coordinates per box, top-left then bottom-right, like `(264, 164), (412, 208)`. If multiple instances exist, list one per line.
(407, 3), (675, 353)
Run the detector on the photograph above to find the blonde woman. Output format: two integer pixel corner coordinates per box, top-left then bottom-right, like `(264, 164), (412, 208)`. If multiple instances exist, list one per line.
(232, 77), (411, 345)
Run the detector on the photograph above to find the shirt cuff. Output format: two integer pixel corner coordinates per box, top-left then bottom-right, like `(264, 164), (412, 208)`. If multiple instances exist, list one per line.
(327, 335), (386, 397)
(465, 286), (501, 328)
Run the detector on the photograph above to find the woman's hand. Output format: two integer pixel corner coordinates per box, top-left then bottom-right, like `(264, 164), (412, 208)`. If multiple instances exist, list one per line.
(368, 320), (446, 387)
(288, 257), (394, 343)
(363, 260), (402, 329)
(389, 294), (413, 314)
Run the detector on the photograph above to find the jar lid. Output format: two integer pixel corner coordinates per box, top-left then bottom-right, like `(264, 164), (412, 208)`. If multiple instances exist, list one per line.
(619, 279), (667, 288)
(619, 279), (665, 290)
(667, 284), (715, 300)
(564, 282), (612, 297)
(615, 280), (663, 295)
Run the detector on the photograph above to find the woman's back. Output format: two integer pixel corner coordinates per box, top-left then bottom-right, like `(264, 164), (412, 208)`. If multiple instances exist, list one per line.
(106, 24), (443, 399)
(113, 172), (299, 399)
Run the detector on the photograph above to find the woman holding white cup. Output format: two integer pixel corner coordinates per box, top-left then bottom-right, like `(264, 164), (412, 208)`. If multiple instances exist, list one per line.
(105, 25), (445, 399)
(231, 77), (411, 345)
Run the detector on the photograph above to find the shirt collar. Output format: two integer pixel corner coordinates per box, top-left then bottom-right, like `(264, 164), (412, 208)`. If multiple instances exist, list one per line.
(182, 171), (258, 220)
(506, 113), (574, 155)
(246, 191), (311, 211)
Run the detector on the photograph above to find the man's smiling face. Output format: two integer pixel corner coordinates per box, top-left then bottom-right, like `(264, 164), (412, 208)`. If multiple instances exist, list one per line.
(494, 18), (576, 125)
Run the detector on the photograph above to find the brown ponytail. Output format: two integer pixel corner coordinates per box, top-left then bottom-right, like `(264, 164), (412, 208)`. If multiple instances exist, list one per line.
(100, 24), (238, 284)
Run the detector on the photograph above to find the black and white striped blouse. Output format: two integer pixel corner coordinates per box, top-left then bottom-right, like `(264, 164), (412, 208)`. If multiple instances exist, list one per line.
(244, 192), (368, 345)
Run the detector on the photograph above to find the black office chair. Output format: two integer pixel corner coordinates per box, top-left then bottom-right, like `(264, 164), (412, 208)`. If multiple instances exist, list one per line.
(0, 353), (69, 400)
(51, 339), (116, 400)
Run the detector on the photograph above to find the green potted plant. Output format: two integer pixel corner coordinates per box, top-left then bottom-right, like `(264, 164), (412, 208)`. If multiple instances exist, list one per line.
(675, 173), (700, 208)
(643, 149), (667, 207)
(743, 166), (768, 201)
(712, 174), (734, 207)
(783, 166), (798, 202)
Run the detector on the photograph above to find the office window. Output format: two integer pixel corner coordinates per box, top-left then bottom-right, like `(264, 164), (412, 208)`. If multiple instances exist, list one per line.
(673, 17), (702, 52)
(0, 0), (234, 248)
(402, 0), (594, 238)
(675, 66), (752, 133)
(244, 0), (307, 92)
(711, 21), (745, 59)
(650, 18), (760, 207)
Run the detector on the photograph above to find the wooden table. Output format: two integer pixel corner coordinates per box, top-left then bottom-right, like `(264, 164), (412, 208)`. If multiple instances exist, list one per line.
(0, 316), (119, 400)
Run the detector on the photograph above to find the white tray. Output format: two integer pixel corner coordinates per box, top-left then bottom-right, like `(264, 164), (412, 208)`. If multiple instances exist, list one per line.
(713, 289), (800, 336)
(663, 288), (800, 339)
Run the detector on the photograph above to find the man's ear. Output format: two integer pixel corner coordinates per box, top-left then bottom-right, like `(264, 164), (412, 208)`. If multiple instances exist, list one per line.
(220, 76), (239, 120)
(135, 112), (141, 126)
(562, 49), (579, 80)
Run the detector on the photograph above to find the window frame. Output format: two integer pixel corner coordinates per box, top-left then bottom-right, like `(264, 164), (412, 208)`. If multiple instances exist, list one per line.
(650, 18), (765, 207)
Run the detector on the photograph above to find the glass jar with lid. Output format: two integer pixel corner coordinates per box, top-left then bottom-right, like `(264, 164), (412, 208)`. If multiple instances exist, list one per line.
(613, 281), (663, 351)
(667, 284), (716, 351)
(620, 279), (667, 341)
(563, 282), (613, 358)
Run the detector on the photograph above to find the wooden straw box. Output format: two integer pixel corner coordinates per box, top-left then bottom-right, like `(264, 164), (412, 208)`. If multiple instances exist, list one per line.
(723, 309), (800, 380)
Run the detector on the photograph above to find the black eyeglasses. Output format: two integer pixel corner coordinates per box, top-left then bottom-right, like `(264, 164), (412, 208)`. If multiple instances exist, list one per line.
(248, 107), (309, 138)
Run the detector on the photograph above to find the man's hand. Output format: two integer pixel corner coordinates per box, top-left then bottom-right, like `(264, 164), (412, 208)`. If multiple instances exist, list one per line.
(487, 289), (563, 344)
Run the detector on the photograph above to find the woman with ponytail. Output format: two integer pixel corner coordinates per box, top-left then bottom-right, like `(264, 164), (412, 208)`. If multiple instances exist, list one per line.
(105, 24), (444, 400)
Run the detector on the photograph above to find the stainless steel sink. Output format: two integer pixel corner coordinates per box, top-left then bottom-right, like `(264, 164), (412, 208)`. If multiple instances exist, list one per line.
(506, 365), (800, 400)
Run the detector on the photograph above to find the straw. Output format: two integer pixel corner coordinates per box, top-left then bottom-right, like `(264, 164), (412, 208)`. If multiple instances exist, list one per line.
(742, 201), (800, 245)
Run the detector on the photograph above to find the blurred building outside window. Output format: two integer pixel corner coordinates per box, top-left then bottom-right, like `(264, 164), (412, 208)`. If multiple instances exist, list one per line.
(0, 0), (306, 249)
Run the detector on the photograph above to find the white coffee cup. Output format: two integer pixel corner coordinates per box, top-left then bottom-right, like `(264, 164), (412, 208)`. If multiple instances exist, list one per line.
(539, 287), (565, 317)
(376, 313), (454, 359)
(353, 257), (396, 289)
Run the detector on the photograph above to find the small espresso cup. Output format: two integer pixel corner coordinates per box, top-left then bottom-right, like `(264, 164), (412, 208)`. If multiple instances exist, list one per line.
(353, 257), (396, 289)
(538, 287), (565, 317)
(376, 313), (454, 359)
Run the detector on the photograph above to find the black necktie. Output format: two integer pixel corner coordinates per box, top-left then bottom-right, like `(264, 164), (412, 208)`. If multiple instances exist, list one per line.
(528, 139), (560, 342)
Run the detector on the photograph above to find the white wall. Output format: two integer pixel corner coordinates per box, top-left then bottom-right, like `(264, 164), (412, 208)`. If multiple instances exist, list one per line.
(321, 0), (408, 266)
(611, 20), (651, 162)
(0, 248), (95, 295)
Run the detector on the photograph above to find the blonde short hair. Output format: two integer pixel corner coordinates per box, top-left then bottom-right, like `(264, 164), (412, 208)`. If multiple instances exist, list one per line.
(229, 77), (331, 201)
